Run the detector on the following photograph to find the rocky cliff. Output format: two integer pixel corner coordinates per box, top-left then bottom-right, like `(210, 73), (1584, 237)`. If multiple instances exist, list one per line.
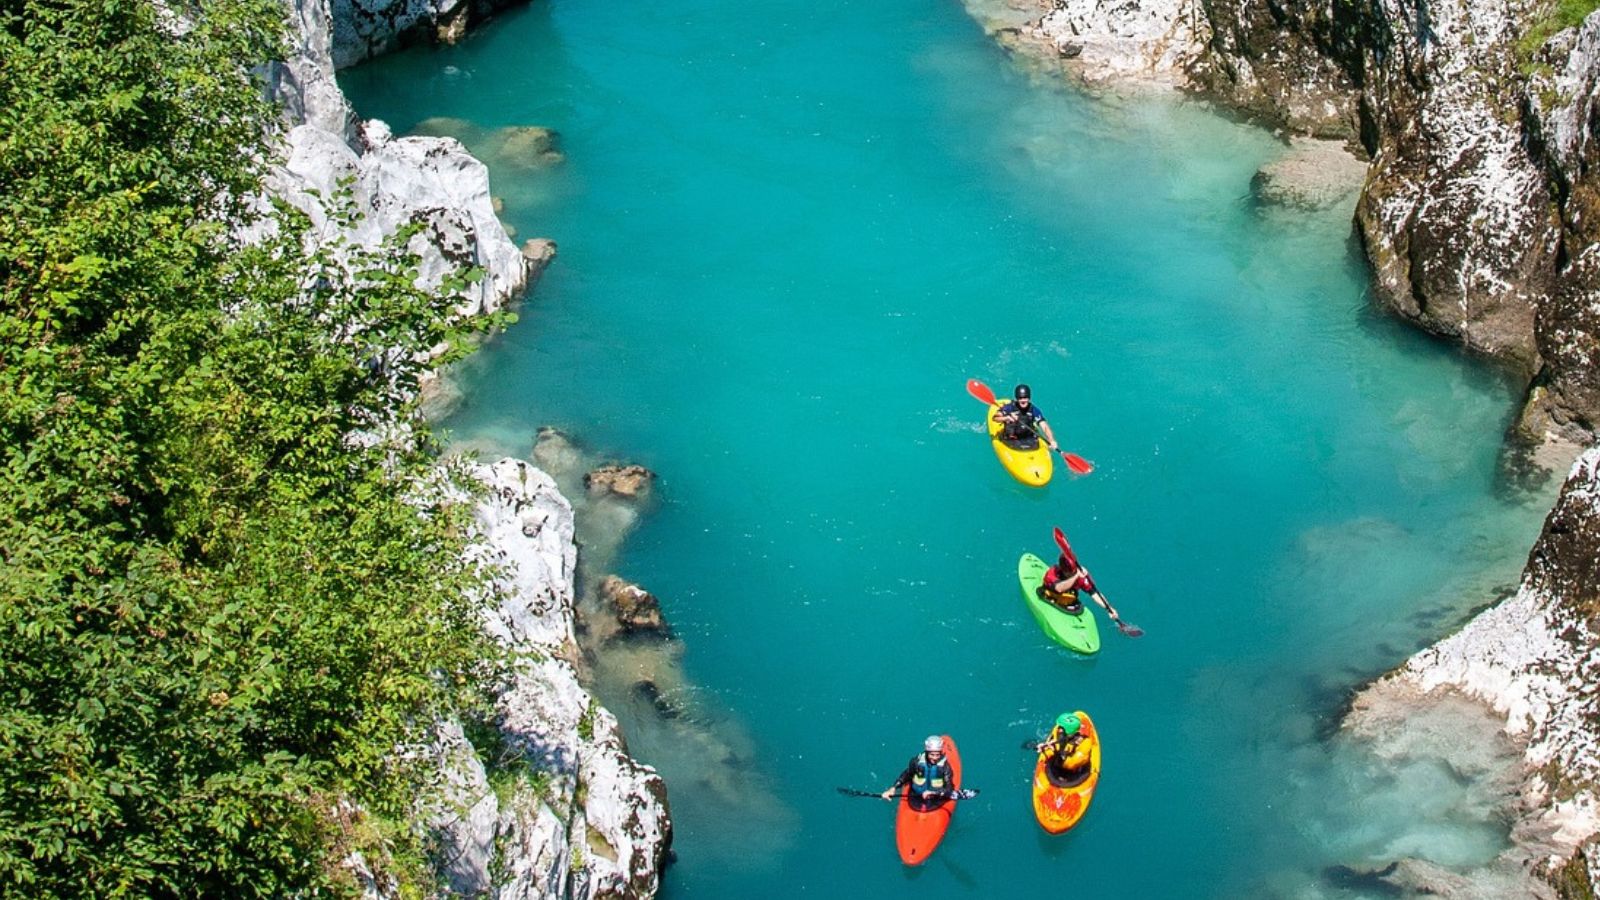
(264, 0), (673, 895)
(985, 0), (1599, 456)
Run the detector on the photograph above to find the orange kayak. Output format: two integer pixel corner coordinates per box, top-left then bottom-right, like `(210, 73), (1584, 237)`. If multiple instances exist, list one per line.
(1032, 711), (1100, 834)
(895, 735), (963, 865)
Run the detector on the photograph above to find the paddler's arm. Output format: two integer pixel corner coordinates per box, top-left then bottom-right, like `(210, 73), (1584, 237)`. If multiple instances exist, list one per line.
(881, 759), (915, 800)
(1036, 416), (1061, 452)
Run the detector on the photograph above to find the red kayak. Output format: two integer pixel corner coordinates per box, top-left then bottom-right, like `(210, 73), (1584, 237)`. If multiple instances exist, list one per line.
(894, 735), (963, 865)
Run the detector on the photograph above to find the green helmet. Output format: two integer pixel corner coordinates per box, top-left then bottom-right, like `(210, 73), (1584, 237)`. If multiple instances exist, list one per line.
(1055, 713), (1081, 735)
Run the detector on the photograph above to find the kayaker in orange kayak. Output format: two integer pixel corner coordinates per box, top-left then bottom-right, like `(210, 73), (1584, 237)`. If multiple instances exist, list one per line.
(881, 735), (958, 810)
(1033, 713), (1093, 784)
(992, 384), (1061, 453)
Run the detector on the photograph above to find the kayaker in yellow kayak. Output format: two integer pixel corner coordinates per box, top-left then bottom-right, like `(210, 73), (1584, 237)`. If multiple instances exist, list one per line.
(992, 384), (1061, 453)
(881, 735), (957, 809)
(1033, 713), (1093, 784)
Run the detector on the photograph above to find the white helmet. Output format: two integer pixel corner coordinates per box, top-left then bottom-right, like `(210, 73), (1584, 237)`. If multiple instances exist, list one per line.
(923, 735), (945, 753)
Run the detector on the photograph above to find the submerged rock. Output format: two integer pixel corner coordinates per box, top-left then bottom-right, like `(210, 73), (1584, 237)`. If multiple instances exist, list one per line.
(598, 575), (669, 636)
(533, 427), (583, 480)
(1251, 138), (1367, 211)
(409, 115), (479, 142)
(586, 464), (656, 501)
(487, 125), (566, 168)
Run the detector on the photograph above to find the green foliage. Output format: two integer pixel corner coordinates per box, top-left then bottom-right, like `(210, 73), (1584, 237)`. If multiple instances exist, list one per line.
(1517, 0), (1600, 66)
(0, 0), (510, 895)
(1551, 846), (1595, 900)
(464, 714), (550, 808)
(577, 699), (598, 742)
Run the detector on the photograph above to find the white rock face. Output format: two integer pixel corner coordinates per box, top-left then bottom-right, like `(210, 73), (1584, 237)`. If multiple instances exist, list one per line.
(428, 459), (671, 899)
(1352, 0), (1558, 371)
(330, 0), (462, 67)
(1030, 0), (1207, 87)
(263, 0), (667, 894)
(265, 120), (532, 323)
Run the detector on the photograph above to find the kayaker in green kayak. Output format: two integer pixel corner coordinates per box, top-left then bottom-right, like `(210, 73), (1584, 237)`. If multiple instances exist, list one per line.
(881, 735), (957, 809)
(1040, 527), (1145, 637)
(1037, 546), (1095, 615)
(992, 384), (1061, 452)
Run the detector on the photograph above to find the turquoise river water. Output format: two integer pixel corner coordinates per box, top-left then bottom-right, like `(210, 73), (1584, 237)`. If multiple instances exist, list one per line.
(342, 1), (1560, 895)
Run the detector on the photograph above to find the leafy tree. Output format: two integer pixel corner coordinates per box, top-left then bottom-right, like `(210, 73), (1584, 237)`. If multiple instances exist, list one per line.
(1, 0), (510, 894)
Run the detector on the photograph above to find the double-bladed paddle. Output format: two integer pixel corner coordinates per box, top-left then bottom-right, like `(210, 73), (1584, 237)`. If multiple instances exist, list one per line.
(837, 787), (979, 801)
(1051, 527), (1143, 637)
(966, 379), (1094, 475)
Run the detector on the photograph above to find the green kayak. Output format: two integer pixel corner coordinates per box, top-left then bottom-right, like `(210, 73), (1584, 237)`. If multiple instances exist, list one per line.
(1019, 553), (1101, 654)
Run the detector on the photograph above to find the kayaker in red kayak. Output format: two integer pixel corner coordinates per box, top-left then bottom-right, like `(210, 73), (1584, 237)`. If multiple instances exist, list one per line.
(881, 735), (958, 810)
(1033, 713), (1093, 785)
(992, 384), (1061, 453)
(1038, 527), (1145, 637)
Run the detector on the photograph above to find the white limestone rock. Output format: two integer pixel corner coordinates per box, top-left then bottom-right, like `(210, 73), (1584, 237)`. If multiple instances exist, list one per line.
(329, 0), (523, 67)
(263, 119), (532, 324)
(441, 459), (672, 899)
(1029, 0), (1207, 87)
(267, 0), (357, 142)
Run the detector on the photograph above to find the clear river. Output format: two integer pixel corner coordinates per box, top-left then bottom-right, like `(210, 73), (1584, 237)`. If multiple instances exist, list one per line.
(342, 0), (1558, 895)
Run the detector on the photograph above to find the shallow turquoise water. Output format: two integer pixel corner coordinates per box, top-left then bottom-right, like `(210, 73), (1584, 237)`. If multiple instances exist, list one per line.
(342, 1), (1555, 895)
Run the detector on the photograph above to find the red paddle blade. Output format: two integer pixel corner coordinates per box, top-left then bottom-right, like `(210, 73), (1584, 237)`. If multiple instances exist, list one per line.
(966, 379), (997, 405)
(1052, 527), (1076, 561)
(1063, 453), (1094, 475)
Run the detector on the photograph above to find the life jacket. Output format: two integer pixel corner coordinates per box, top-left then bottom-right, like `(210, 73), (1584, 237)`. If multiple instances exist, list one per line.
(1045, 555), (1094, 595)
(1061, 736), (1091, 770)
(1049, 727), (1091, 771)
(909, 755), (950, 793)
(997, 401), (1043, 440)
(1044, 560), (1091, 596)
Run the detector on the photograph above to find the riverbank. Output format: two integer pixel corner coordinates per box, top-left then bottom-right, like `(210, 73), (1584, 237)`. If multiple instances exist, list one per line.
(269, 0), (673, 892)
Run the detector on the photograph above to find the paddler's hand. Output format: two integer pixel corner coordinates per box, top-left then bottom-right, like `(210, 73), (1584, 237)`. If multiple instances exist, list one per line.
(880, 789), (894, 801)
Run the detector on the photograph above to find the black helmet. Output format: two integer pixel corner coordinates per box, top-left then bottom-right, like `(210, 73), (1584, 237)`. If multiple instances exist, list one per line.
(1014, 384), (1031, 400)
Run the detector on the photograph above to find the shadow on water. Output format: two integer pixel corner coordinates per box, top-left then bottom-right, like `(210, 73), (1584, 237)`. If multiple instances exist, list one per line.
(938, 851), (979, 888)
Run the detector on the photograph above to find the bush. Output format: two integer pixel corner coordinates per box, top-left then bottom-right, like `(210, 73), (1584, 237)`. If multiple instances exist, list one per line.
(0, 0), (507, 894)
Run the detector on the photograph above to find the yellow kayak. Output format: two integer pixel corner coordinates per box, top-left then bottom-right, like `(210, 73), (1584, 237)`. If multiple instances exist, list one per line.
(1032, 710), (1101, 834)
(987, 403), (1053, 486)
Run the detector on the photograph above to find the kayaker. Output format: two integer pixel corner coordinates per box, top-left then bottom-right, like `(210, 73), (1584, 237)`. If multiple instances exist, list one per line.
(1038, 526), (1146, 637)
(992, 384), (1060, 452)
(882, 735), (957, 810)
(1037, 548), (1095, 615)
(1035, 713), (1092, 783)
